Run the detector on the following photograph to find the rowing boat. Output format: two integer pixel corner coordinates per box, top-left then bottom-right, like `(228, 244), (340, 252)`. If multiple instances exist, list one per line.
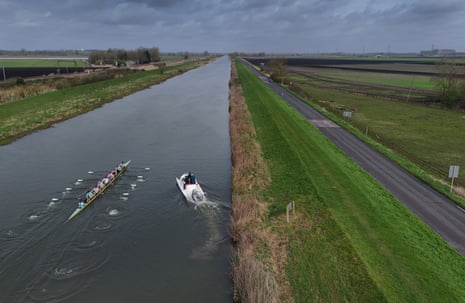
(67, 160), (131, 221)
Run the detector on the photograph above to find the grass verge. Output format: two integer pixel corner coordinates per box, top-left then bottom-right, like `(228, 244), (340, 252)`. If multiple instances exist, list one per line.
(235, 59), (465, 302)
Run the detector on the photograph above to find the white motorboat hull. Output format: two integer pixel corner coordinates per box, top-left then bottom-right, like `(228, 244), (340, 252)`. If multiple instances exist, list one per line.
(176, 173), (206, 203)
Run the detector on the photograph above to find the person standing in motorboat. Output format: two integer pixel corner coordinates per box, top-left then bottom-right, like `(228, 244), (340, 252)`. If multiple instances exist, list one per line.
(183, 171), (194, 188)
(190, 173), (196, 184)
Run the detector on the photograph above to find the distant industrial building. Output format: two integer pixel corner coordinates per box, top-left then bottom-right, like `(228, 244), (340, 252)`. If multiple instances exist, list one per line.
(420, 49), (456, 57)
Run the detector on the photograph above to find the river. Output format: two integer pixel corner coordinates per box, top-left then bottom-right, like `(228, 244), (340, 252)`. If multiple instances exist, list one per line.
(0, 57), (232, 302)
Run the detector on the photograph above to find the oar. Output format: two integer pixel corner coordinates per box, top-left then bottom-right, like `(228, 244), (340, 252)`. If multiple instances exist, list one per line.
(131, 167), (151, 171)
(87, 170), (107, 175)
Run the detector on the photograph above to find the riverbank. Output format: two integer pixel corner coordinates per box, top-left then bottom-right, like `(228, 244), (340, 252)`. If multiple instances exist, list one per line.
(229, 59), (292, 303)
(0, 58), (213, 145)
(232, 58), (465, 302)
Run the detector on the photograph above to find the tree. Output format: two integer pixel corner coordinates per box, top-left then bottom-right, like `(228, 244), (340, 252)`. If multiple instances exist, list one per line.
(149, 47), (160, 62)
(268, 57), (286, 84)
(433, 58), (462, 108)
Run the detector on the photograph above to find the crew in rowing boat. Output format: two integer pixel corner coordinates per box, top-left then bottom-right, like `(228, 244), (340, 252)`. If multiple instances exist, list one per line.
(68, 160), (131, 221)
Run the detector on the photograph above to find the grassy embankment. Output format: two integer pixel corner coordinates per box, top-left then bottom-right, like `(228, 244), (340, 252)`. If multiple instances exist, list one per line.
(0, 59), (209, 145)
(233, 59), (465, 302)
(285, 68), (465, 198)
(230, 61), (283, 303)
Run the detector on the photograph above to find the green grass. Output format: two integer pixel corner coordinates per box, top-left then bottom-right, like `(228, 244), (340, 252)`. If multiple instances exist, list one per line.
(236, 60), (465, 302)
(291, 67), (436, 90)
(0, 59), (87, 68)
(289, 84), (465, 187)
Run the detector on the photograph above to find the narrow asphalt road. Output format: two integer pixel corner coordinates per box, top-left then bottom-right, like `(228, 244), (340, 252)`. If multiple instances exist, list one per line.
(243, 59), (465, 256)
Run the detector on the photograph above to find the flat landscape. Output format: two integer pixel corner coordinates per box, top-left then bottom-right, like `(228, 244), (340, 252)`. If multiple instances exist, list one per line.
(234, 58), (465, 302)
(249, 56), (465, 195)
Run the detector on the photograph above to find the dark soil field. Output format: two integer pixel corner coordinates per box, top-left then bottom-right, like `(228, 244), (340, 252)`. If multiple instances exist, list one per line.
(2, 67), (85, 79)
(246, 56), (465, 77)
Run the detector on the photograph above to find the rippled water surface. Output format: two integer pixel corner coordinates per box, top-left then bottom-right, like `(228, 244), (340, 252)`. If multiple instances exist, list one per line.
(0, 57), (232, 302)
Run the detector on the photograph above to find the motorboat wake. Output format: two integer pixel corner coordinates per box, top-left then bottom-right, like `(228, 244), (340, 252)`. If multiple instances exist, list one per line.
(176, 172), (206, 203)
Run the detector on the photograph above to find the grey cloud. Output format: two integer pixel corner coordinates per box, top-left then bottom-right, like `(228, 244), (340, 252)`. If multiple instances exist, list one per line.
(1, 0), (464, 52)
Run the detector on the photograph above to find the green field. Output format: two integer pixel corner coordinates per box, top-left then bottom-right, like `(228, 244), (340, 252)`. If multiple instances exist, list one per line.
(289, 66), (436, 90)
(0, 58), (87, 67)
(236, 59), (465, 302)
(288, 83), (465, 188)
(284, 63), (465, 191)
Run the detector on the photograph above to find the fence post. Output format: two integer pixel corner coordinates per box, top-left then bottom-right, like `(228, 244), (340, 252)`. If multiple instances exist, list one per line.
(286, 201), (295, 223)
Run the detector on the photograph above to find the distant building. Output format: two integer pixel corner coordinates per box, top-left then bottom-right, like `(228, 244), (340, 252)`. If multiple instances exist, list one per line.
(420, 49), (456, 57)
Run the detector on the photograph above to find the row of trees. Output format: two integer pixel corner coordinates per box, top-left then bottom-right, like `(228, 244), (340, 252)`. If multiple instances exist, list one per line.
(88, 47), (160, 66)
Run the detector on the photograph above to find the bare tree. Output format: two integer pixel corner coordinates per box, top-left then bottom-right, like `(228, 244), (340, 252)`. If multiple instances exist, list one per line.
(267, 57), (286, 84)
(434, 58), (461, 107)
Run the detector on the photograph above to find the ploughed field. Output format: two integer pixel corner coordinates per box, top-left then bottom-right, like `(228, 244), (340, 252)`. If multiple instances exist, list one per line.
(1, 67), (86, 79)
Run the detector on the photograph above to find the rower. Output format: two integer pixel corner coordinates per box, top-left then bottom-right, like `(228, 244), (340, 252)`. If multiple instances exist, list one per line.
(78, 197), (86, 208)
(92, 186), (100, 194)
(86, 191), (94, 200)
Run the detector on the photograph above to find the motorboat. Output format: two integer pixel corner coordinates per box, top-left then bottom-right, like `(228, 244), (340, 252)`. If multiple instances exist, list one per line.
(176, 172), (206, 203)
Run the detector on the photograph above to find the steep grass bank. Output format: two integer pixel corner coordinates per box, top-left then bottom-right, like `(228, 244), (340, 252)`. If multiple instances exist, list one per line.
(235, 59), (465, 302)
(0, 60), (207, 144)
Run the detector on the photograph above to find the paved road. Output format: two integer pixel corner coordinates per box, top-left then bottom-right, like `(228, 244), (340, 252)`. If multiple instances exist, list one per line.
(243, 59), (465, 256)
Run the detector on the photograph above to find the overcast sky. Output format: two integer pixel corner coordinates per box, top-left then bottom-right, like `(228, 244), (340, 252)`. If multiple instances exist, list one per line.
(1, 0), (464, 53)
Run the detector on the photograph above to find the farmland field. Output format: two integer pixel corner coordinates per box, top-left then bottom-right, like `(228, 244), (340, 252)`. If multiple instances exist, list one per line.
(288, 66), (435, 90)
(266, 56), (465, 192)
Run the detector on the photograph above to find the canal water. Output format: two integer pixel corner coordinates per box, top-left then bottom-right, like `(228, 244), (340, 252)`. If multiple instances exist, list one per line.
(0, 57), (232, 302)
